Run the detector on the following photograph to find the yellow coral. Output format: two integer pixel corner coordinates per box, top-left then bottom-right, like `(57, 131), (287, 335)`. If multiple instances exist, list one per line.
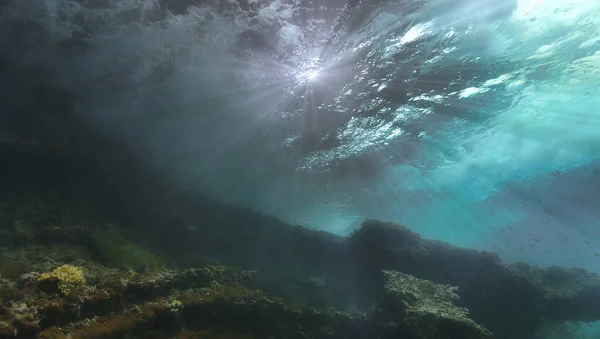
(39, 265), (86, 295)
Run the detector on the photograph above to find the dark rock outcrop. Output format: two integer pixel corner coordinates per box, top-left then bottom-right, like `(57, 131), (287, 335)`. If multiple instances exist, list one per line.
(379, 270), (491, 339)
(347, 219), (600, 339)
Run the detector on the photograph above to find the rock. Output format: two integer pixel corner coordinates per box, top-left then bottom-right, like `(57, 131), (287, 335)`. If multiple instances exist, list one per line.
(36, 275), (60, 295)
(10, 302), (40, 337)
(511, 263), (600, 322)
(124, 266), (259, 302)
(16, 272), (40, 290)
(348, 219), (600, 338)
(173, 267), (258, 290)
(173, 285), (373, 338)
(36, 326), (67, 339)
(0, 281), (21, 304)
(379, 270), (491, 339)
(125, 270), (175, 301)
(0, 259), (31, 281)
(0, 320), (16, 337)
(67, 307), (156, 339)
(81, 288), (123, 318)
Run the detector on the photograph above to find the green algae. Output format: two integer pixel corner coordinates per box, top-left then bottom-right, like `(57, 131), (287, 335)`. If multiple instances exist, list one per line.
(86, 223), (166, 271)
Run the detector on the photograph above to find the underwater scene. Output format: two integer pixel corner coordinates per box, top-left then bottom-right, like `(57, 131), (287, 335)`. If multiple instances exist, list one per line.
(1, 0), (600, 338)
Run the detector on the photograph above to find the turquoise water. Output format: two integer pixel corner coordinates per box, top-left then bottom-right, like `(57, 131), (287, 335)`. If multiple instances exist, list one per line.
(3, 0), (599, 271)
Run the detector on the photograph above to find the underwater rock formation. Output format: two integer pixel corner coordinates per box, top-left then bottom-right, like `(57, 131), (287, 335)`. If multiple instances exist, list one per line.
(0, 261), (407, 338)
(155, 210), (600, 337)
(379, 270), (491, 339)
(4, 211), (595, 339)
(348, 219), (600, 338)
(0, 249), (496, 339)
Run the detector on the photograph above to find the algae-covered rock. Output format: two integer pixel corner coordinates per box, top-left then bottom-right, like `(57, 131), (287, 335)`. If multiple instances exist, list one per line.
(126, 270), (175, 301)
(0, 280), (21, 304)
(174, 284), (371, 339)
(124, 266), (260, 302)
(81, 287), (123, 318)
(67, 307), (156, 339)
(0, 258), (31, 281)
(36, 326), (67, 339)
(511, 263), (600, 323)
(9, 302), (40, 337)
(381, 270), (491, 339)
(0, 320), (16, 338)
(174, 267), (258, 290)
(86, 223), (166, 271)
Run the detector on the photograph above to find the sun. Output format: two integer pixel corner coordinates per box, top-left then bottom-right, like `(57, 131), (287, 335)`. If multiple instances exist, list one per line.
(305, 69), (320, 81)
(293, 56), (323, 84)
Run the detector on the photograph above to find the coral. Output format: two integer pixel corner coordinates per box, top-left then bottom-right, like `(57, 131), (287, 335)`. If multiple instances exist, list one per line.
(170, 299), (183, 313)
(38, 265), (85, 296)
